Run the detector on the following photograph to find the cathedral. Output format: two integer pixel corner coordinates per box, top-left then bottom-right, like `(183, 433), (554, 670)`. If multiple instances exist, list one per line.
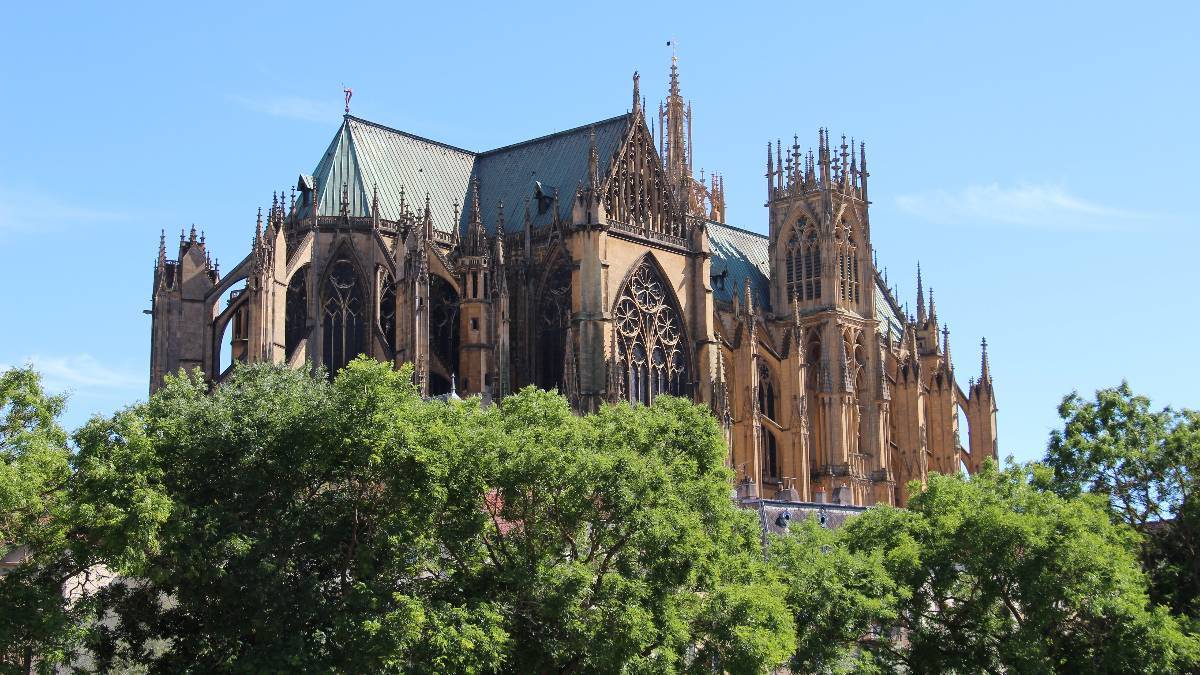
(149, 59), (997, 507)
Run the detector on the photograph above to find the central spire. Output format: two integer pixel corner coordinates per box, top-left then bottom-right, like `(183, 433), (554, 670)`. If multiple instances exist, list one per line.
(664, 54), (690, 185)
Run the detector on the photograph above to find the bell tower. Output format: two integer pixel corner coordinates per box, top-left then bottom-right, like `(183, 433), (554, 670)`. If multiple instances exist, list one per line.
(764, 129), (894, 505)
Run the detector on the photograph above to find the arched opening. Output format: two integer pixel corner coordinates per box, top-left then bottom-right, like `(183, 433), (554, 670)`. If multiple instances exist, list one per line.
(786, 219), (821, 301)
(285, 267), (308, 361)
(613, 258), (690, 405)
(379, 269), (396, 355)
(429, 274), (459, 392)
(757, 362), (776, 421)
(321, 258), (365, 377)
(535, 262), (572, 392)
(853, 334), (869, 456)
(956, 403), (970, 474)
(805, 331), (824, 468)
(216, 279), (248, 379)
(763, 428), (779, 481)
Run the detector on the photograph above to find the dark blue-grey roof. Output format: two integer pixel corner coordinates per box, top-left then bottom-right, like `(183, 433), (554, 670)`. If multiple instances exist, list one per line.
(708, 221), (772, 311)
(468, 114), (631, 234)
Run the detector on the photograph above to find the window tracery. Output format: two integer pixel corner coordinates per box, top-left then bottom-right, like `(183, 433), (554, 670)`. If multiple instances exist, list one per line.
(786, 218), (821, 301)
(379, 270), (396, 354)
(536, 263), (572, 391)
(322, 259), (364, 376)
(757, 362), (776, 421)
(613, 260), (689, 404)
(429, 275), (460, 379)
(285, 268), (307, 360)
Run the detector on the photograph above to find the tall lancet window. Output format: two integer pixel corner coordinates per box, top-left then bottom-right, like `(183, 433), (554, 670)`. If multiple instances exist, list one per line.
(785, 217), (821, 301)
(838, 223), (860, 304)
(379, 270), (396, 355)
(322, 259), (365, 376)
(757, 363), (776, 421)
(613, 260), (690, 405)
(285, 267), (308, 361)
(536, 263), (572, 392)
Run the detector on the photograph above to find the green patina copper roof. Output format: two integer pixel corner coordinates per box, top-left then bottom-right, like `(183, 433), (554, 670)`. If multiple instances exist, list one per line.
(307, 116), (476, 232)
(302, 113), (630, 235)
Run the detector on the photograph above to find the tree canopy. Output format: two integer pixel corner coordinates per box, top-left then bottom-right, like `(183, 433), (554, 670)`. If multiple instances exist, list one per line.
(66, 360), (793, 673)
(1042, 381), (1200, 623)
(2, 364), (1196, 673)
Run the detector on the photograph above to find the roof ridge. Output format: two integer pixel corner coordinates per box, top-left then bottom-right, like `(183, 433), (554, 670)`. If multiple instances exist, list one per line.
(709, 220), (768, 240)
(345, 115), (477, 156)
(479, 113), (630, 157)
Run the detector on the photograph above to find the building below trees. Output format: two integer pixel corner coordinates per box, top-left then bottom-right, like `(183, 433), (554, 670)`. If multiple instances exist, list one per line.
(149, 58), (997, 506)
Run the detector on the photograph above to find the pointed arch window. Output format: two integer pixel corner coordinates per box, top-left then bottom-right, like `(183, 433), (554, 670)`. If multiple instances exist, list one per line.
(379, 269), (396, 354)
(285, 268), (308, 360)
(763, 429), (779, 480)
(787, 219), (821, 302)
(613, 260), (690, 405)
(838, 227), (860, 304)
(757, 362), (777, 421)
(430, 275), (460, 382)
(322, 259), (364, 376)
(535, 263), (572, 392)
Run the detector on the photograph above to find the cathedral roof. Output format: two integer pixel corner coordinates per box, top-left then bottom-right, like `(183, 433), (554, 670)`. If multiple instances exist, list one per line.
(307, 116), (476, 233)
(708, 221), (772, 311)
(469, 114), (630, 234)
(302, 113), (630, 235)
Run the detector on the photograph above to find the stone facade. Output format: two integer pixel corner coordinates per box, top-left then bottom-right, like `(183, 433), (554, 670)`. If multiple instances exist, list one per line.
(149, 59), (997, 507)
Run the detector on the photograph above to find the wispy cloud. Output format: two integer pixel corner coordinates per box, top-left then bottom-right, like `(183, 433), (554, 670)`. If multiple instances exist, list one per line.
(1, 354), (142, 400)
(895, 182), (1147, 230)
(230, 94), (340, 123)
(0, 187), (128, 234)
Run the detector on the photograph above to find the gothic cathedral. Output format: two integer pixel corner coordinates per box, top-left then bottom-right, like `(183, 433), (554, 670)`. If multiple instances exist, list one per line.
(149, 60), (997, 507)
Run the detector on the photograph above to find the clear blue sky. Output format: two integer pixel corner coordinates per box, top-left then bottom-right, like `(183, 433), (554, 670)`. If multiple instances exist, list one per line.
(1, 1), (1196, 463)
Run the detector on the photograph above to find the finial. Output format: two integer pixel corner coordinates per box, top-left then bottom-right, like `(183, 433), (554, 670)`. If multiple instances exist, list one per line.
(929, 286), (936, 319)
(189, 224), (197, 243)
(371, 182), (380, 217)
(980, 337), (991, 380)
(942, 325), (952, 368)
(632, 71), (640, 113)
(916, 263), (926, 322)
(343, 86), (353, 115)
(339, 183), (349, 218)
(255, 207), (263, 243)
(496, 199), (505, 231)
(744, 278), (755, 316)
(158, 229), (166, 257)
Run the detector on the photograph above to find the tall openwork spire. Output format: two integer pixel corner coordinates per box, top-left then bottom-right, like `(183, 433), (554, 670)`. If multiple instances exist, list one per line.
(916, 263), (926, 322)
(664, 54), (690, 189)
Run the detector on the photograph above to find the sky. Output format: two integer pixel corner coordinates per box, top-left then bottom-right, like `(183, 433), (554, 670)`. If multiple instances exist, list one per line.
(1, 1), (1196, 463)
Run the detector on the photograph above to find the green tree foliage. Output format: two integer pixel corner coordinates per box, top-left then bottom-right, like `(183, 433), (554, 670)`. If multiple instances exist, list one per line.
(840, 462), (1198, 673)
(769, 518), (899, 674)
(75, 360), (793, 673)
(0, 366), (171, 673)
(1043, 382), (1200, 621)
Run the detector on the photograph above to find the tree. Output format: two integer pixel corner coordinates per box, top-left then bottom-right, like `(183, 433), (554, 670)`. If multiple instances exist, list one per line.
(839, 462), (1199, 673)
(464, 388), (794, 674)
(1042, 382), (1200, 621)
(78, 360), (794, 673)
(0, 366), (169, 673)
(768, 518), (899, 674)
